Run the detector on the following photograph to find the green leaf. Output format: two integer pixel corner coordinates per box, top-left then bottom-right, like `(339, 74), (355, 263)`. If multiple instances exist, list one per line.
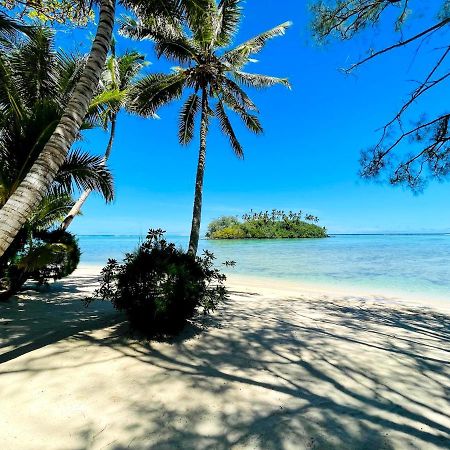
(215, 101), (243, 158)
(233, 71), (291, 89)
(128, 72), (187, 117)
(179, 93), (200, 144)
(223, 21), (292, 68)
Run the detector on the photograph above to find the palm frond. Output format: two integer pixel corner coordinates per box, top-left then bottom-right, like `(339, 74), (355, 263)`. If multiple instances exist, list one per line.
(117, 50), (148, 89)
(0, 52), (24, 123)
(215, 0), (242, 46)
(120, 14), (184, 42)
(155, 37), (199, 64)
(56, 51), (86, 103)
(221, 92), (262, 134)
(120, 0), (183, 23)
(54, 149), (114, 202)
(88, 88), (126, 121)
(128, 72), (187, 117)
(10, 27), (59, 108)
(234, 71), (291, 89)
(0, 12), (35, 47)
(223, 21), (292, 68)
(221, 77), (258, 111)
(119, 15), (152, 40)
(121, 13), (195, 64)
(178, 93), (200, 144)
(28, 193), (75, 231)
(215, 100), (243, 158)
(184, 0), (218, 48)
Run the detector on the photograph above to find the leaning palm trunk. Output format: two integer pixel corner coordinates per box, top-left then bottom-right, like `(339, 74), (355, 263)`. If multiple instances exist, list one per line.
(188, 91), (209, 256)
(61, 114), (117, 231)
(0, 0), (116, 258)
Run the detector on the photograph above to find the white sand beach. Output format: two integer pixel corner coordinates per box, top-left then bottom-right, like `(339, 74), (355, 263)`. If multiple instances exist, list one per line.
(1, 266), (449, 449)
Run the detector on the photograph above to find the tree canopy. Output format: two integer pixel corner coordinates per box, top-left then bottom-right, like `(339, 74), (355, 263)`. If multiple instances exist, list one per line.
(311, 0), (450, 191)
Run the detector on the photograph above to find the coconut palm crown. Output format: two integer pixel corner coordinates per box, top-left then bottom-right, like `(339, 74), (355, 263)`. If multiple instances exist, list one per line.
(122, 0), (291, 254)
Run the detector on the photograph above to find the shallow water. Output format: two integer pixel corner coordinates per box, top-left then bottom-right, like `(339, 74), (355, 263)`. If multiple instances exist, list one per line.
(78, 234), (450, 301)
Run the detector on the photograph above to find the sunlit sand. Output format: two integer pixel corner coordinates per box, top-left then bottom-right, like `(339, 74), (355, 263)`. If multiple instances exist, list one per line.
(1, 267), (449, 449)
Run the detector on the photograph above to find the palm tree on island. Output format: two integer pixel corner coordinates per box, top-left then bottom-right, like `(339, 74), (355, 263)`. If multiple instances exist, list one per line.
(123, 0), (291, 255)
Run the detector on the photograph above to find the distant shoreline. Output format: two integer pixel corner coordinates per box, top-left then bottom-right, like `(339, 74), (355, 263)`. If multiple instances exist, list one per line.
(77, 232), (450, 237)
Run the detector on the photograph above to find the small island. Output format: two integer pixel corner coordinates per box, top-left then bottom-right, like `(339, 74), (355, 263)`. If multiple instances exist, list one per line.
(206, 210), (328, 239)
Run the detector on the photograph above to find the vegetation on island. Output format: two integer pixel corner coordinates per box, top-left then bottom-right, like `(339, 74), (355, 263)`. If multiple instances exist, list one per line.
(207, 210), (327, 240)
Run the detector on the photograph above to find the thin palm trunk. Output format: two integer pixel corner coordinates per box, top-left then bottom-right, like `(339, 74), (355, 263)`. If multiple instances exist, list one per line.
(0, 0), (115, 258)
(188, 90), (209, 256)
(60, 113), (117, 231)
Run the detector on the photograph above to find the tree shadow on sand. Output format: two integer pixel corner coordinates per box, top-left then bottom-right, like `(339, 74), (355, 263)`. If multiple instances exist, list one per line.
(100, 296), (450, 449)
(0, 273), (124, 364)
(1, 279), (450, 449)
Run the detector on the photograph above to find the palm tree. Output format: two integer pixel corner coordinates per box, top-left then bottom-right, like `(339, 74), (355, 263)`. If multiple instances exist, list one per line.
(0, 28), (114, 209)
(124, 0), (291, 254)
(0, 0), (115, 258)
(0, 27), (115, 288)
(61, 45), (148, 230)
(0, 11), (34, 47)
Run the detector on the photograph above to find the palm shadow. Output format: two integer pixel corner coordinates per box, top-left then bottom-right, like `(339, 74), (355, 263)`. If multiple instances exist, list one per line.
(78, 296), (450, 449)
(0, 273), (124, 364)
(1, 279), (450, 449)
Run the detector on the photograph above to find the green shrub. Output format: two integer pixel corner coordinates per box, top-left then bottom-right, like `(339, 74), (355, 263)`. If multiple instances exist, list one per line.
(19, 230), (81, 283)
(210, 226), (246, 239)
(93, 229), (228, 337)
(1, 230), (80, 299)
(206, 216), (240, 238)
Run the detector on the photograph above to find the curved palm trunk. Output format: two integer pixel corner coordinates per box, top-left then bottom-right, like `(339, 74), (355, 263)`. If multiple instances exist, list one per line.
(60, 114), (117, 231)
(188, 90), (209, 256)
(0, 0), (115, 258)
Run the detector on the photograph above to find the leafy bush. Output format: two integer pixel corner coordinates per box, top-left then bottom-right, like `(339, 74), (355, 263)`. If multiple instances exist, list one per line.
(207, 210), (328, 239)
(211, 226), (246, 239)
(20, 230), (81, 283)
(0, 230), (80, 299)
(206, 216), (240, 238)
(93, 229), (228, 337)
(0, 194), (85, 300)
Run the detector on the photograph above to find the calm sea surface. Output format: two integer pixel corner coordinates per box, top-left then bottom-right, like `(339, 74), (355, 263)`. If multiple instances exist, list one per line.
(78, 234), (450, 301)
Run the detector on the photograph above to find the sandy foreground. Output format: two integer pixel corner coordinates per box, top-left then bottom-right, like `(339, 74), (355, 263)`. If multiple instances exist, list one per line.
(0, 267), (449, 450)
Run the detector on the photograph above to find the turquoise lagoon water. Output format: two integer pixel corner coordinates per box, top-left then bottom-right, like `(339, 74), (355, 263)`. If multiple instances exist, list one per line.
(78, 234), (450, 301)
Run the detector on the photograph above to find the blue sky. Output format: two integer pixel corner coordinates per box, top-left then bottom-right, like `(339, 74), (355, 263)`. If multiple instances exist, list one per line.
(61, 1), (449, 235)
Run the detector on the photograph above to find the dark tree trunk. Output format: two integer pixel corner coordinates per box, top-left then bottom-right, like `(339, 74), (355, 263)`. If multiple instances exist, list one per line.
(188, 90), (209, 256)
